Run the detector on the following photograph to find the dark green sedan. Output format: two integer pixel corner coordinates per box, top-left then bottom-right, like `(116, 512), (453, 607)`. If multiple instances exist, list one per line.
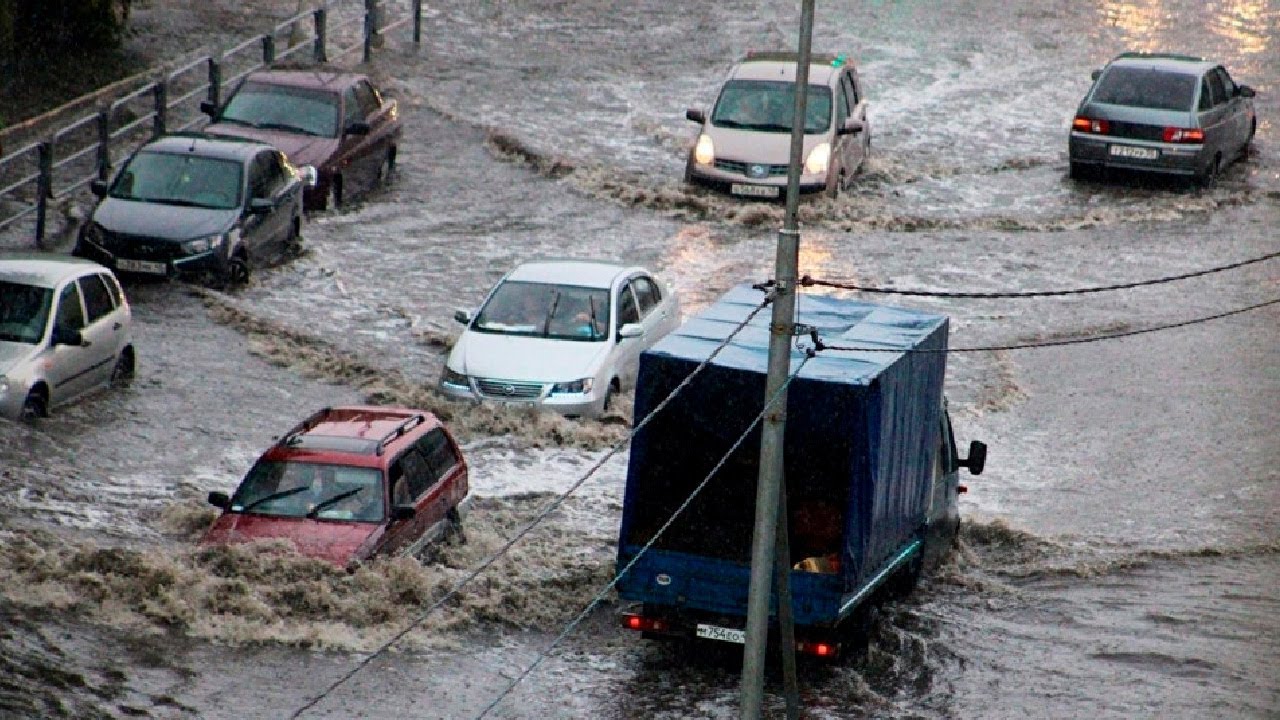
(1068, 52), (1257, 186)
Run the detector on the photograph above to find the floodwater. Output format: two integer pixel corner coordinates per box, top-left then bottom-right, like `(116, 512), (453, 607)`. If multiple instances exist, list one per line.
(2, 0), (1278, 718)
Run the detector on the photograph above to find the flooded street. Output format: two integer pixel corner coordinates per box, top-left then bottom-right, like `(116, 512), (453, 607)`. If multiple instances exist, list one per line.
(2, 0), (1278, 717)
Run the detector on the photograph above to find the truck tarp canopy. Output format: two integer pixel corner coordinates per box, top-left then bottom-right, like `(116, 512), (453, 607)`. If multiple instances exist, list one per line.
(619, 285), (948, 614)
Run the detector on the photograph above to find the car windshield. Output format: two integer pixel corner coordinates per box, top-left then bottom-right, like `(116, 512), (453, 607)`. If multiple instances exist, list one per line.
(109, 151), (243, 210)
(473, 280), (610, 341)
(1092, 67), (1198, 111)
(711, 80), (833, 133)
(0, 280), (52, 344)
(228, 461), (385, 522)
(219, 82), (340, 138)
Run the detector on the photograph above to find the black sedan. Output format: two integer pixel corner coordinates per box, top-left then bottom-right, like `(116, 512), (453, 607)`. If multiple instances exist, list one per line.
(75, 132), (313, 287)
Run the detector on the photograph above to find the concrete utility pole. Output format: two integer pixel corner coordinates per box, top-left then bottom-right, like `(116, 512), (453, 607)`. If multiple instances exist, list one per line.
(740, 0), (815, 718)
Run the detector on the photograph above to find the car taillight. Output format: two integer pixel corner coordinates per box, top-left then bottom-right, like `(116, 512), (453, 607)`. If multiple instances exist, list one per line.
(1162, 127), (1204, 143)
(797, 640), (839, 658)
(622, 613), (668, 632)
(1072, 116), (1110, 134)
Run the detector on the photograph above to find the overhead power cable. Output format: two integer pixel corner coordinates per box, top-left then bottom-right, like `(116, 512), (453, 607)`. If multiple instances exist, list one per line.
(795, 247), (1280, 299)
(289, 292), (774, 719)
(809, 296), (1280, 354)
(475, 352), (815, 720)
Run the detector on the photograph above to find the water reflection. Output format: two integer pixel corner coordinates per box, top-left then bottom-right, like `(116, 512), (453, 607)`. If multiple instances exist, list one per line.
(1097, 0), (1275, 61)
(1209, 0), (1271, 55)
(1098, 0), (1171, 53)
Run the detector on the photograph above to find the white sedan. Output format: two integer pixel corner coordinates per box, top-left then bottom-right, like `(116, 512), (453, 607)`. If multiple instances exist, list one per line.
(439, 260), (681, 418)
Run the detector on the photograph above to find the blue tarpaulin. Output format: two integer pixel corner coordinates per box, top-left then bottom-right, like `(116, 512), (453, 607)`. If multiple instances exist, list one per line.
(617, 285), (949, 624)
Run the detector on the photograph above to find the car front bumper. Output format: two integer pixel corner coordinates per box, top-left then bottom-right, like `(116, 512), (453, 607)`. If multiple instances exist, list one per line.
(76, 235), (228, 279)
(686, 161), (830, 197)
(1068, 133), (1204, 176)
(438, 379), (603, 418)
(0, 379), (29, 420)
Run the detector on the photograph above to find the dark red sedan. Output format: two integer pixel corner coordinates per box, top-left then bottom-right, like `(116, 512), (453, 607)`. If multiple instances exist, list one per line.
(202, 406), (469, 569)
(202, 70), (402, 211)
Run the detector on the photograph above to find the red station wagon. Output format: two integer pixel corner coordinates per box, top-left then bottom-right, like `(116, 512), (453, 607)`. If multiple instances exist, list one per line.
(203, 406), (469, 568)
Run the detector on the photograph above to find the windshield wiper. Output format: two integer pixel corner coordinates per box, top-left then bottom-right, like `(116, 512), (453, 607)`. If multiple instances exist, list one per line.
(542, 290), (562, 337)
(256, 122), (322, 136)
(306, 488), (362, 518)
(217, 117), (257, 128)
(240, 485), (308, 513)
(588, 295), (599, 338)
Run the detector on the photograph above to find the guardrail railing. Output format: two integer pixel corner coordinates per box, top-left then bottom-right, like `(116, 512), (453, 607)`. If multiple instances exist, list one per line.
(0, 0), (422, 248)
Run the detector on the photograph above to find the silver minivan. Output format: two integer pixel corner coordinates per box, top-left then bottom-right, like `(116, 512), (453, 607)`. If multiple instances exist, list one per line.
(0, 254), (136, 421)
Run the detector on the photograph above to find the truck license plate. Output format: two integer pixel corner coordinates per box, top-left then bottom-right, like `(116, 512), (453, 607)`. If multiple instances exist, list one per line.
(1109, 145), (1159, 160)
(730, 183), (780, 198)
(696, 623), (746, 644)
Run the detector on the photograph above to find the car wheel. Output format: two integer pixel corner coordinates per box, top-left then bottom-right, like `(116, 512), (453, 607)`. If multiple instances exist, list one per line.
(1245, 118), (1256, 150)
(20, 390), (46, 423)
(1068, 161), (1087, 180)
(446, 508), (467, 546)
(1196, 154), (1221, 188)
(326, 175), (343, 210)
(285, 217), (303, 257)
(111, 347), (135, 384)
(377, 147), (397, 186)
(213, 252), (250, 290)
(602, 381), (618, 414)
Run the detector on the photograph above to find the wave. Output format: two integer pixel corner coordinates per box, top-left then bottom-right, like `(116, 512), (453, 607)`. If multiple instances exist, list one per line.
(0, 493), (617, 653)
(199, 292), (631, 451)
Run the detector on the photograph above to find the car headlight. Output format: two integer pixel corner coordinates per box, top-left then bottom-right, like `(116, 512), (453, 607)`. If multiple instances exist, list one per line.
(551, 378), (593, 395)
(440, 367), (469, 388)
(805, 143), (831, 175)
(694, 134), (715, 166)
(182, 234), (225, 254)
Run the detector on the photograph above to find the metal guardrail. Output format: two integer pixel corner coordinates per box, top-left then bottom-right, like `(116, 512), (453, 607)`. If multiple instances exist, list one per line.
(0, 0), (423, 248)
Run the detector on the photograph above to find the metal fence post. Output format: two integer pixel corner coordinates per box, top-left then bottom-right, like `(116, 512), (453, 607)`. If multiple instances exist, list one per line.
(413, 0), (422, 43)
(35, 142), (53, 247)
(313, 8), (327, 63)
(208, 57), (222, 109)
(363, 0), (376, 63)
(153, 81), (167, 137)
(263, 34), (276, 65)
(96, 110), (111, 182)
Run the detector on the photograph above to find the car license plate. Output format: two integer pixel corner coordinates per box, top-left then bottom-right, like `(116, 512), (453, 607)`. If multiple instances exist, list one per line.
(696, 623), (746, 644)
(730, 183), (780, 199)
(1109, 145), (1159, 160)
(116, 258), (167, 275)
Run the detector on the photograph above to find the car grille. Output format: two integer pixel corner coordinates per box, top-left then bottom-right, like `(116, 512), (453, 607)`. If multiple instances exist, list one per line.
(475, 378), (545, 399)
(103, 232), (183, 260)
(1106, 121), (1166, 142)
(714, 160), (789, 177)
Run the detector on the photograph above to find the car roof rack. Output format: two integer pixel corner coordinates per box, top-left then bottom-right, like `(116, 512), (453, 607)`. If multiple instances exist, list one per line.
(1114, 52), (1203, 62)
(279, 406), (335, 446)
(375, 413), (426, 455)
(743, 50), (846, 66)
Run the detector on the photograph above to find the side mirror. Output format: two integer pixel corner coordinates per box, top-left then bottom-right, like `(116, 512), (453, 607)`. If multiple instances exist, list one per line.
(248, 197), (274, 214)
(90, 180), (108, 198)
(838, 118), (864, 135)
(1090, 68), (1102, 81)
(344, 121), (371, 136)
(207, 491), (231, 509)
(391, 505), (415, 522)
(685, 108), (706, 124)
(1238, 85), (1256, 98)
(618, 322), (644, 340)
(959, 440), (987, 476)
(453, 309), (472, 325)
(51, 325), (85, 347)
(199, 100), (218, 117)
(297, 165), (318, 188)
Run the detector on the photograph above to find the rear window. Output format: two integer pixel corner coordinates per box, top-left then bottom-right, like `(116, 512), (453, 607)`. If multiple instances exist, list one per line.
(1092, 67), (1198, 111)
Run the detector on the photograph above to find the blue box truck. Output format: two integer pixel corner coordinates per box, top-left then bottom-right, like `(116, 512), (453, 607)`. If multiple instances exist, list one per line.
(615, 285), (986, 657)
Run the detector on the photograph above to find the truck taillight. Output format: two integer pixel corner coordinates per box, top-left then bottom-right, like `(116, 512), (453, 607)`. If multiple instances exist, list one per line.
(1072, 116), (1110, 134)
(797, 641), (839, 658)
(1162, 127), (1204, 143)
(622, 613), (667, 632)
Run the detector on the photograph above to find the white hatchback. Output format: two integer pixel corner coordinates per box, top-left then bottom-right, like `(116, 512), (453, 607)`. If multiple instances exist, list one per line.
(0, 254), (136, 421)
(439, 261), (681, 418)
